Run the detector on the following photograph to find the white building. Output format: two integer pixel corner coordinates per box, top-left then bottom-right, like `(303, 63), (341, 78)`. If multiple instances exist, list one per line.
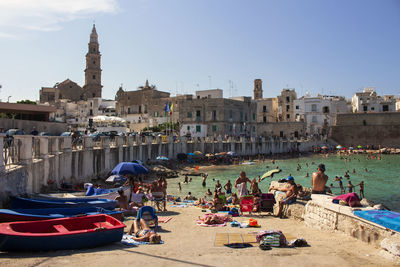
(195, 89), (223, 99)
(352, 87), (396, 113)
(294, 94), (348, 135)
(180, 124), (207, 138)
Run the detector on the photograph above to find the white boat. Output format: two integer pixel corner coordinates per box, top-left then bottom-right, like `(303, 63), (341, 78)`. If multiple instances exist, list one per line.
(35, 186), (131, 201)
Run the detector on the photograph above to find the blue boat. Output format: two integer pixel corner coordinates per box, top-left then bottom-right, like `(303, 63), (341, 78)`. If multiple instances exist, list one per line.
(0, 214), (125, 251)
(10, 196), (117, 210)
(0, 207), (123, 223)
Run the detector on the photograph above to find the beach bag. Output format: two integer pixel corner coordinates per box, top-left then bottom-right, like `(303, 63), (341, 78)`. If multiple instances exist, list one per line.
(228, 208), (239, 217)
(261, 234), (281, 247)
(256, 230), (287, 247)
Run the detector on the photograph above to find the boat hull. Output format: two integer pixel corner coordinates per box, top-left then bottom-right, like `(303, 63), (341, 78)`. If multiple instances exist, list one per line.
(0, 207), (123, 223)
(0, 214), (125, 251)
(10, 197), (117, 210)
(36, 186), (131, 201)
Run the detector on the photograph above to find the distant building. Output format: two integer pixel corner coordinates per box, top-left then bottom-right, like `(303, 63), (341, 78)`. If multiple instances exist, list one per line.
(195, 89), (223, 99)
(256, 98), (278, 123)
(178, 96), (257, 137)
(352, 87), (396, 113)
(253, 79), (263, 100)
(293, 94), (348, 135)
(277, 89), (297, 122)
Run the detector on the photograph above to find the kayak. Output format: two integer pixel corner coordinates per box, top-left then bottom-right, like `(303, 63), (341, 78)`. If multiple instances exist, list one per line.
(0, 214), (125, 251)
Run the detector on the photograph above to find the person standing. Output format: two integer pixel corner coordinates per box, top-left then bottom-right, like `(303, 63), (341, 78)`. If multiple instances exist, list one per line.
(348, 181), (354, 193)
(357, 181), (365, 198)
(224, 180), (232, 194)
(235, 171), (251, 197)
(311, 164), (328, 194)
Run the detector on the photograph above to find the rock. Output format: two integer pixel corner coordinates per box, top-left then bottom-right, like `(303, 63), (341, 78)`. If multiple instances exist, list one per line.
(150, 165), (178, 178)
(381, 237), (400, 257)
(360, 198), (375, 207)
(374, 204), (389, 210)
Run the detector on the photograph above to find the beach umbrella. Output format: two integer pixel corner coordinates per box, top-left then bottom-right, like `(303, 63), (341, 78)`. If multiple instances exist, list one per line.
(205, 153), (214, 157)
(111, 162), (148, 175)
(261, 169), (282, 180)
(336, 145), (342, 149)
(193, 151), (203, 156)
(131, 160), (143, 165)
(357, 145), (363, 149)
(321, 146), (328, 150)
(187, 152), (195, 156)
(348, 147), (354, 150)
(219, 152), (227, 155)
(156, 156), (169, 161)
(105, 174), (126, 184)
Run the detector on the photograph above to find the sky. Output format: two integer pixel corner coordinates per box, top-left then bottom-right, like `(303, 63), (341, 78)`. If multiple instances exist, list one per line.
(0, 0), (399, 102)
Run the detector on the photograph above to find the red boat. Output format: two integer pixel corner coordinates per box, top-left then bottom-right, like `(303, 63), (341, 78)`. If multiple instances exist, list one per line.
(0, 214), (125, 251)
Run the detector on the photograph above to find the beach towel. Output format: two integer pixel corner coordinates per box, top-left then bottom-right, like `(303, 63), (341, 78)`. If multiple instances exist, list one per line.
(332, 193), (362, 207)
(121, 234), (164, 246)
(236, 183), (249, 197)
(158, 216), (172, 223)
(354, 210), (400, 232)
(256, 230), (288, 247)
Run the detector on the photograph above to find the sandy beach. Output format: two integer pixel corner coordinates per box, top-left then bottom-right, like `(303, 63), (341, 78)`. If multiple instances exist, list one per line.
(0, 204), (394, 267)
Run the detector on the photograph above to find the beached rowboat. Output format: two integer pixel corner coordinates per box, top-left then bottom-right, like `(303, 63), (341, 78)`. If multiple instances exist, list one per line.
(10, 196), (117, 210)
(0, 207), (123, 223)
(35, 186), (131, 201)
(0, 214), (125, 251)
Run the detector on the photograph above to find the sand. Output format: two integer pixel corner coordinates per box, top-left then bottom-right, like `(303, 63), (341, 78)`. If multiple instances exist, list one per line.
(0, 205), (395, 267)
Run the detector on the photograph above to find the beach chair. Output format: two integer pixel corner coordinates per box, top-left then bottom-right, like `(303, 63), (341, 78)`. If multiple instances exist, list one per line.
(137, 205), (158, 228)
(240, 196), (254, 215)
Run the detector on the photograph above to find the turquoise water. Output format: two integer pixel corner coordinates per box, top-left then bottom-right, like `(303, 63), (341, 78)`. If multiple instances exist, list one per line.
(167, 154), (400, 212)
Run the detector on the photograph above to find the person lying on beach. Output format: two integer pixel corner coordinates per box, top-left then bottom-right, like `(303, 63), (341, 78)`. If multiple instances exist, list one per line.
(184, 192), (197, 201)
(198, 214), (231, 225)
(128, 218), (162, 244)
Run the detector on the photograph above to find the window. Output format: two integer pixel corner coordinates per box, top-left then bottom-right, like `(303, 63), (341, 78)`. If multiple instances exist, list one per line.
(383, 105), (389, 112)
(311, 104), (317, 112)
(196, 125), (201, 133)
(280, 131), (284, 137)
(294, 131), (299, 138)
(286, 105), (290, 112)
(229, 125), (233, 132)
(187, 126), (190, 131)
(263, 105), (267, 112)
(93, 61), (96, 64)
(312, 116), (317, 122)
(286, 114), (290, 119)
(240, 112), (243, 120)
(245, 114), (248, 121)
(196, 110), (201, 117)
(128, 107), (131, 114)
(296, 105), (299, 110)
(92, 93), (95, 97)
(363, 105), (368, 112)
(286, 96), (290, 102)
(229, 110), (233, 119)
(92, 75), (96, 79)
(263, 116), (267, 123)
(322, 106), (329, 114)
(371, 107), (375, 111)
(212, 110), (217, 121)
(89, 109), (93, 116)
(212, 125), (217, 132)
(187, 112), (192, 118)
(139, 106), (142, 113)
(252, 113), (256, 120)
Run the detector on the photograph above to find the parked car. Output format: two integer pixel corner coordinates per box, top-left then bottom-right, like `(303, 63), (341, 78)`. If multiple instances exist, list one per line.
(89, 132), (106, 141)
(39, 132), (54, 136)
(5, 129), (25, 137)
(60, 132), (72, 137)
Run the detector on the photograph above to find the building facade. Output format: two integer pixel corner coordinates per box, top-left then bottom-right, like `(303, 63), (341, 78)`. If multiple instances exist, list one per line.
(277, 89), (297, 122)
(352, 87), (396, 113)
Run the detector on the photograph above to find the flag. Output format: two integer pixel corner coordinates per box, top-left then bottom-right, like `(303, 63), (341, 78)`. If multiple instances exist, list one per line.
(164, 101), (170, 112)
(170, 103), (174, 112)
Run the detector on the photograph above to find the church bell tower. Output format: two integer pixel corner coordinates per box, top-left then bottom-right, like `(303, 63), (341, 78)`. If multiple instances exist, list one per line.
(83, 24), (102, 99)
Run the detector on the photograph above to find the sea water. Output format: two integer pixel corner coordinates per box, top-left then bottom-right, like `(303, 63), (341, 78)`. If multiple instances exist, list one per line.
(166, 154), (400, 212)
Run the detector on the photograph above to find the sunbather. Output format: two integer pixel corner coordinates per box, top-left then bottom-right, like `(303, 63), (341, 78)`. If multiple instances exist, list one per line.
(128, 218), (162, 244)
(198, 214), (226, 225)
(115, 189), (128, 210)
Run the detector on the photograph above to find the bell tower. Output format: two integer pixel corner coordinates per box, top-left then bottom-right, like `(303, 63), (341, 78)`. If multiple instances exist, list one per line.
(254, 79), (263, 100)
(83, 24), (102, 99)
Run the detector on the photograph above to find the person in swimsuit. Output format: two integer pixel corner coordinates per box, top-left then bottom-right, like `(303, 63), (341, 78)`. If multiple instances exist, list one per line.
(224, 180), (232, 194)
(357, 181), (365, 198)
(270, 176), (298, 218)
(202, 174), (208, 187)
(348, 181), (354, 193)
(206, 188), (212, 195)
(311, 164), (328, 194)
(215, 180), (222, 191)
(128, 218), (161, 244)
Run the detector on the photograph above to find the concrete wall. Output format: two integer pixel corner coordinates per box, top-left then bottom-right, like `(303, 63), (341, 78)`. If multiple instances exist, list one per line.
(0, 118), (68, 135)
(331, 112), (400, 147)
(0, 135), (319, 206)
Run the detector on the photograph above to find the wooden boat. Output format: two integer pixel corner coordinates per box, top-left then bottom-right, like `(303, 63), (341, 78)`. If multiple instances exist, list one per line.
(0, 214), (125, 251)
(0, 207), (123, 223)
(36, 186), (131, 201)
(10, 196), (117, 210)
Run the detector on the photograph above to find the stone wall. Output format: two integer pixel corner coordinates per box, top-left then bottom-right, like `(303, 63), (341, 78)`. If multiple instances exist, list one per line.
(257, 122), (306, 138)
(0, 118), (67, 135)
(331, 112), (400, 147)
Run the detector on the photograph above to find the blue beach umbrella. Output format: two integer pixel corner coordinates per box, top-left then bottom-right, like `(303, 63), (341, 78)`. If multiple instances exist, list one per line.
(187, 153), (195, 156)
(111, 162), (148, 175)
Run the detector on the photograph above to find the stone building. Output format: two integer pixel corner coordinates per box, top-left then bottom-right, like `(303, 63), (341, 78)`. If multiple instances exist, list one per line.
(178, 96), (257, 137)
(277, 89), (297, 122)
(253, 79), (263, 100)
(256, 98), (278, 123)
(39, 24), (102, 104)
(195, 89), (223, 99)
(352, 87), (396, 113)
(293, 94), (348, 136)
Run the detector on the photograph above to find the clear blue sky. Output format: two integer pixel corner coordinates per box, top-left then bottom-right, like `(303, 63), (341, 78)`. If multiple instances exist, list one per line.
(0, 0), (399, 102)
